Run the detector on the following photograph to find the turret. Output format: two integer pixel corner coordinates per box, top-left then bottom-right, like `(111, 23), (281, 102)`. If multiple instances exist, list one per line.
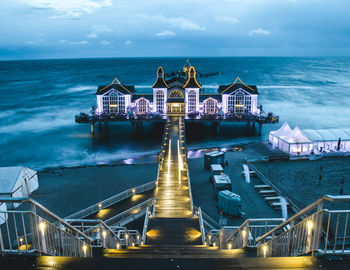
(152, 66), (169, 88)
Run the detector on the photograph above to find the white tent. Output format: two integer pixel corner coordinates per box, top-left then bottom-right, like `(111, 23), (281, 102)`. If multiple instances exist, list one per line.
(0, 202), (7, 225)
(270, 124), (350, 155)
(0, 167), (39, 208)
(269, 122), (292, 148)
(279, 127), (313, 155)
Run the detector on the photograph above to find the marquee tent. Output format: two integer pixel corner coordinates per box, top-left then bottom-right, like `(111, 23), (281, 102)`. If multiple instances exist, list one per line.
(269, 122), (350, 155)
(0, 167), (39, 208)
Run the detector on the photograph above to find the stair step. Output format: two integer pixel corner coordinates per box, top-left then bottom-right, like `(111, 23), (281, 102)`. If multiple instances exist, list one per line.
(258, 190), (277, 196)
(254, 185), (270, 189)
(264, 196), (280, 201)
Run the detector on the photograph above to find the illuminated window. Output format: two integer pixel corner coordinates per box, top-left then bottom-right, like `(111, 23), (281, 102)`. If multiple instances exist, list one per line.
(228, 95), (234, 113)
(156, 91), (164, 113)
(103, 91), (125, 114)
(137, 98), (148, 113)
(204, 98), (216, 114)
(169, 90), (184, 98)
(227, 91), (251, 114)
(187, 90), (197, 112)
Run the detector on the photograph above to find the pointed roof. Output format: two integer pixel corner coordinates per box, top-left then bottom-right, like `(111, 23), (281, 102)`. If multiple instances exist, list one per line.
(283, 127), (311, 143)
(152, 66), (169, 88)
(95, 77), (135, 95)
(270, 122), (292, 138)
(184, 66), (201, 88)
(218, 77), (258, 95)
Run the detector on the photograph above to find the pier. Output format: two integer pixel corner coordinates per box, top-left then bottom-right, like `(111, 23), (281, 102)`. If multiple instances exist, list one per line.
(1, 114), (350, 269)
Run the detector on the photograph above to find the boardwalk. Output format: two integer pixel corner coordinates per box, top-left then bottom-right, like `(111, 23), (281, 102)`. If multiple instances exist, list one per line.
(154, 116), (192, 218)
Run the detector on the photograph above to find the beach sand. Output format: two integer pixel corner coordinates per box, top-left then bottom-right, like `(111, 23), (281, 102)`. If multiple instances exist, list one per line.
(252, 156), (350, 209)
(33, 164), (158, 217)
(31, 141), (350, 226)
(188, 142), (281, 225)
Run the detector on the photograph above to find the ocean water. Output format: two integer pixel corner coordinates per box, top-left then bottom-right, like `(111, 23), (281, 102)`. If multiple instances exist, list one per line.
(1, 57), (350, 170)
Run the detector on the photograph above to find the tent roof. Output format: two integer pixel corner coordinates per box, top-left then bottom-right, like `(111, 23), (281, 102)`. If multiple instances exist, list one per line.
(283, 126), (312, 144)
(315, 129), (337, 141)
(303, 129), (325, 142)
(0, 167), (37, 194)
(329, 129), (350, 141)
(270, 122), (292, 138)
(0, 167), (23, 194)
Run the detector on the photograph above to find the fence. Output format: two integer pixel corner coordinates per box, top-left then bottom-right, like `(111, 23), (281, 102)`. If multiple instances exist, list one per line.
(0, 197), (93, 257)
(65, 181), (157, 220)
(257, 195), (350, 257)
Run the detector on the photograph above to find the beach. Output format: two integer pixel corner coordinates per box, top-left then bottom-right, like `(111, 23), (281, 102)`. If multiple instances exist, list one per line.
(32, 141), (350, 225)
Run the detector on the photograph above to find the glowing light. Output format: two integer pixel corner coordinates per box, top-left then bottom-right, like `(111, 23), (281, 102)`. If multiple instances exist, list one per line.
(263, 245), (267, 257)
(39, 222), (45, 236)
(19, 238), (23, 243)
(82, 244), (87, 257)
(228, 243), (232, 250)
(102, 231), (107, 239)
(234, 104), (244, 107)
(242, 230), (246, 237)
(167, 139), (171, 184)
(116, 243), (120, 249)
(213, 242), (216, 247)
(109, 104), (119, 107)
(307, 221), (313, 235)
(98, 203), (102, 209)
(132, 189), (136, 195)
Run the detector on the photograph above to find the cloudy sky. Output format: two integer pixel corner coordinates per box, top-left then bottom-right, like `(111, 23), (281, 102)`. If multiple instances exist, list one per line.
(1, 0), (350, 59)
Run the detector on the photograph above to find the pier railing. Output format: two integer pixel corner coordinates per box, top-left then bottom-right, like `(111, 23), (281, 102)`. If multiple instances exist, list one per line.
(65, 219), (121, 249)
(256, 195), (350, 257)
(0, 197), (93, 257)
(65, 181), (157, 220)
(102, 198), (155, 228)
(179, 116), (194, 213)
(225, 218), (284, 249)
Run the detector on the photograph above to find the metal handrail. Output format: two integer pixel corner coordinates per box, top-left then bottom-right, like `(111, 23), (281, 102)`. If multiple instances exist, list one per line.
(0, 198), (93, 257)
(103, 198), (154, 227)
(257, 195), (350, 244)
(197, 207), (206, 244)
(226, 218), (284, 249)
(180, 116), (194, 213)
(0, 197), (93, 242)
(141, 207), (150, 244)
(65, 181), (157, 220)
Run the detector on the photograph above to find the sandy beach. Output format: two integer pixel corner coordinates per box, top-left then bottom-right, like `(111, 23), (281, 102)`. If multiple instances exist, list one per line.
(31, 141), (350, 226)
(252, 156), (350, 209)
(33, 164), (158, 217)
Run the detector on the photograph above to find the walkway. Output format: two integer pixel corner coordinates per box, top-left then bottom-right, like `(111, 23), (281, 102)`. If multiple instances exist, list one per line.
(154, 116), (192, 218)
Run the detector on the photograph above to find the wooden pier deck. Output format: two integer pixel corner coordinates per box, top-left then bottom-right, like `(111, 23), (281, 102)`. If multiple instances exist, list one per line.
(154, 116), (193, 218)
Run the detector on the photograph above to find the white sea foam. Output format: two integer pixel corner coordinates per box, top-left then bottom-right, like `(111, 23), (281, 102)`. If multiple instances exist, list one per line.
(65, 85), (96, 93)
(258, 85), (315, 89)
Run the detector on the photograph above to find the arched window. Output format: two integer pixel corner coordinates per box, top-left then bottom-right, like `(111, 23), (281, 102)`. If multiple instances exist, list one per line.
(204, 98), (216, 114)
(169, 90), (184, 98)
(102, 91), (125, 114)
(227, 91), (251, 114)
(187, 90), (197, 112)
(137, 98), (148, 113)
(156, 90), (164, 113)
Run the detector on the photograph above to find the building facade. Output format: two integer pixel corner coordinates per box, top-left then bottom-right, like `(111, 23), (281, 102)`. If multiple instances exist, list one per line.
(95, 64), (260, 117)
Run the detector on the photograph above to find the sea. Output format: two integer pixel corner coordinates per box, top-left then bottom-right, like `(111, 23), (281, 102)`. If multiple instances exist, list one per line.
(1, 57), (350, 170)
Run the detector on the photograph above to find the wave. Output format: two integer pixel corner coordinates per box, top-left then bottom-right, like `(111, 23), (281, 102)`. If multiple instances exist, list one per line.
(258, 85), (315, 89)
(65, 85), (96, 93)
